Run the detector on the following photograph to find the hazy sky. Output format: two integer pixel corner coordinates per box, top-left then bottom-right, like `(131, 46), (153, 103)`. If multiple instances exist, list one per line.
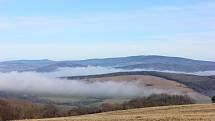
(0, 0), (214, 61)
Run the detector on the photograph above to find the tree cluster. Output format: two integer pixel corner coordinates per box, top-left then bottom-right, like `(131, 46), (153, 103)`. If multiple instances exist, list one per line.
(0, 94), (195, 121)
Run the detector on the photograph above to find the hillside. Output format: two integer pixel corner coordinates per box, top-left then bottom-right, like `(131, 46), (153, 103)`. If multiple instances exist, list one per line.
(1, 55), (215, 72)
(0, 71), (213, 106)
(76, 75), (210, 103)
(64, 71), (215, 98)
(20, 104), (215, 121)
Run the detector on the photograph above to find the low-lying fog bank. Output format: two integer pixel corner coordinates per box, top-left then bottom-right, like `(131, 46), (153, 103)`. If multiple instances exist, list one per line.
(41, 66), (215, 77)
(0, 71), (182, 98)
(0, 66), (213, 100)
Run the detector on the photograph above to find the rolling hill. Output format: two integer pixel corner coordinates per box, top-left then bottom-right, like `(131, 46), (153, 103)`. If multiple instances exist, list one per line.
(76, 75), (210, 103)
(1, 55), (215, 72)
(64, 71), (215, 98)
(0, 71), (213, 105)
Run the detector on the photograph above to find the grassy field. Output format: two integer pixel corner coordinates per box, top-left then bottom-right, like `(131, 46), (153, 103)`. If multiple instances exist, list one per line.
(21, 104), (215, 121)
(81, 75), (211, 103)
(38, 96), (131, 107)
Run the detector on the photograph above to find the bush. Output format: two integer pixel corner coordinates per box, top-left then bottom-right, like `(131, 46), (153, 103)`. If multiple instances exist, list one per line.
(121, 94), (195, 109)
(0, 99), (63, 121)
(0, 100), (19, 121)
(42, 103), (60, 118)
(0, 99), (41, 121)
(212, 96), (215, 103)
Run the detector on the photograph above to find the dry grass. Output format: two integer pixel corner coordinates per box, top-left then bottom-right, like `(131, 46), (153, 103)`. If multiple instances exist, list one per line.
(84, 75), (211, 103)
(20, 104), (215, 121)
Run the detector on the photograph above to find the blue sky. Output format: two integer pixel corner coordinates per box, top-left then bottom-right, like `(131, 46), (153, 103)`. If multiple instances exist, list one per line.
(0, 0), (214, 61)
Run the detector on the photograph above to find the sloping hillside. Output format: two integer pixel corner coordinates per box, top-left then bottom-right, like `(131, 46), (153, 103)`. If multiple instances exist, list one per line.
(64, 71), (215, 97)
(78, 75), (210, 103)
(20, 104), (215, 121)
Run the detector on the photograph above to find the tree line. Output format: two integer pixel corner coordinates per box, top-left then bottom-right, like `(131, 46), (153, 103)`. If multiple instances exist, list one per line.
(0, 94), (196, 121)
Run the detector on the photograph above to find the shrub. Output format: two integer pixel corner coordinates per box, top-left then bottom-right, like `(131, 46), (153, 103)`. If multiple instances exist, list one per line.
(212, 96), (215, 103)
(0, 100), (19, 121)
(41, 103), (60, 118)
(100, 103), (121, 112)
(0, 99), (41, 121)
(121, 94), (195, 109)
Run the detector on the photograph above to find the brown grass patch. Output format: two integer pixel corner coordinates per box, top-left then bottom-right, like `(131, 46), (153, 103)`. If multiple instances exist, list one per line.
(19, 104), (215, 121)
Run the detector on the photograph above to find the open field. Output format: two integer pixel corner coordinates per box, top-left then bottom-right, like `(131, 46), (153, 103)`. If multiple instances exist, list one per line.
(20, 104), (215, 121)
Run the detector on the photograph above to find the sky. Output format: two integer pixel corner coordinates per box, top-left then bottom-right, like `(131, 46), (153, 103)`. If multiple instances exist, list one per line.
(0, 0), (214, 61)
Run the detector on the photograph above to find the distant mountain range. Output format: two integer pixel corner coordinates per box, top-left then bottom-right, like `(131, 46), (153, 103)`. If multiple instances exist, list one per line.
(1, 55), (215, 72)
